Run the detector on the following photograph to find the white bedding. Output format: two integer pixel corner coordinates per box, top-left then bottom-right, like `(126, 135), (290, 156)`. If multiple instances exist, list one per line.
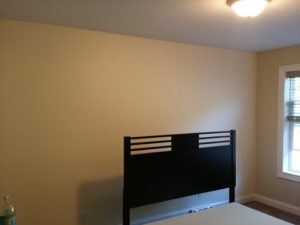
(145, 203), (293, 225)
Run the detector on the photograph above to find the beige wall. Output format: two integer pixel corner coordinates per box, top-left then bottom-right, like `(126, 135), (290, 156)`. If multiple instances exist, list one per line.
(257, 45), (300, 207)
(0, 19), (257, 225)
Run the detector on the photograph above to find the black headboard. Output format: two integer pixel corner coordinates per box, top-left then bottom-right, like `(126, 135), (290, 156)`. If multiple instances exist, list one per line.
(123, 130), (236, 225)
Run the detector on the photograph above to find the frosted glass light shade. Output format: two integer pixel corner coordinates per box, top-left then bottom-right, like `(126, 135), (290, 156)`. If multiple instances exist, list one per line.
(227, 0), (271, 17)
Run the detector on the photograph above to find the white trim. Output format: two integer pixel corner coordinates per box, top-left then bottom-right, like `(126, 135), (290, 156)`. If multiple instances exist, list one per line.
(278, 170), (300, 183)
(253, 194), (300, 216)
(277, 66), (285, 177)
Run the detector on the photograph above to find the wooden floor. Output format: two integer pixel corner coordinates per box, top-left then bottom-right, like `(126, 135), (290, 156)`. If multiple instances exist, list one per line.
(243, 201), (300, 224)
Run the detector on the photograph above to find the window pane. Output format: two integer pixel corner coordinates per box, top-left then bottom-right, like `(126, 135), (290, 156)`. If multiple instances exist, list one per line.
(291, 123), (300, 173)
(288, 77), (300, 117)
(291, 150), (300, 172)
(293, 123), (300, 150)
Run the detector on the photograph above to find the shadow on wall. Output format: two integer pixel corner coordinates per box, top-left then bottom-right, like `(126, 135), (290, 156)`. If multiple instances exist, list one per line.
(79, 177), (123, 225)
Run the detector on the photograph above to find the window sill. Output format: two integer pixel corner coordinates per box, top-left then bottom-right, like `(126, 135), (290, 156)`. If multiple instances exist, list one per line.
(278, 171), (300, 183)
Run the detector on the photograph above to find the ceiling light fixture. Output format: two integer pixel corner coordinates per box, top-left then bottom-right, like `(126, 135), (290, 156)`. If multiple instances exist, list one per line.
(226, 0), (272, 17)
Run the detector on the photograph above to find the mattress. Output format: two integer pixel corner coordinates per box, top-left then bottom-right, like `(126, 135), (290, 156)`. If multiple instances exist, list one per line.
(145, 203), (293, 225)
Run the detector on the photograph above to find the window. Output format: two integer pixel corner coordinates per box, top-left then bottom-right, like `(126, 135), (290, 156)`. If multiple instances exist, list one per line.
(278, 64), (300, 182)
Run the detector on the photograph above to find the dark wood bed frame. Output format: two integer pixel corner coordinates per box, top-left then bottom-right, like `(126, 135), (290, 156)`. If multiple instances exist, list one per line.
(123, 130), (236, 225)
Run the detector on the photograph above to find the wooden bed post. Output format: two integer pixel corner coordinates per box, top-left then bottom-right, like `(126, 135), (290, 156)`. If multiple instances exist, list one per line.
(123, 193), (130, 225)
(123, 137), (131, 225)
(229, 187), (235, 203)
(229, 130), (236, 202)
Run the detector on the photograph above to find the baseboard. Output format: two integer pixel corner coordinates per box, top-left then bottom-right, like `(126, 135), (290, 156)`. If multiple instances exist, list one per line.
(253, 194), (300, 216)
(238, 193), (300, 216)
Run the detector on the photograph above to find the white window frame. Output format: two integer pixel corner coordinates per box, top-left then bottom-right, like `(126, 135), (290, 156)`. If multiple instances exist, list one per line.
(278, 64), (300, 182)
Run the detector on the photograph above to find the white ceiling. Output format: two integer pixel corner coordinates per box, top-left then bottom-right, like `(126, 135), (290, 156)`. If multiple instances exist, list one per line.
(0, 0), (300, 52)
